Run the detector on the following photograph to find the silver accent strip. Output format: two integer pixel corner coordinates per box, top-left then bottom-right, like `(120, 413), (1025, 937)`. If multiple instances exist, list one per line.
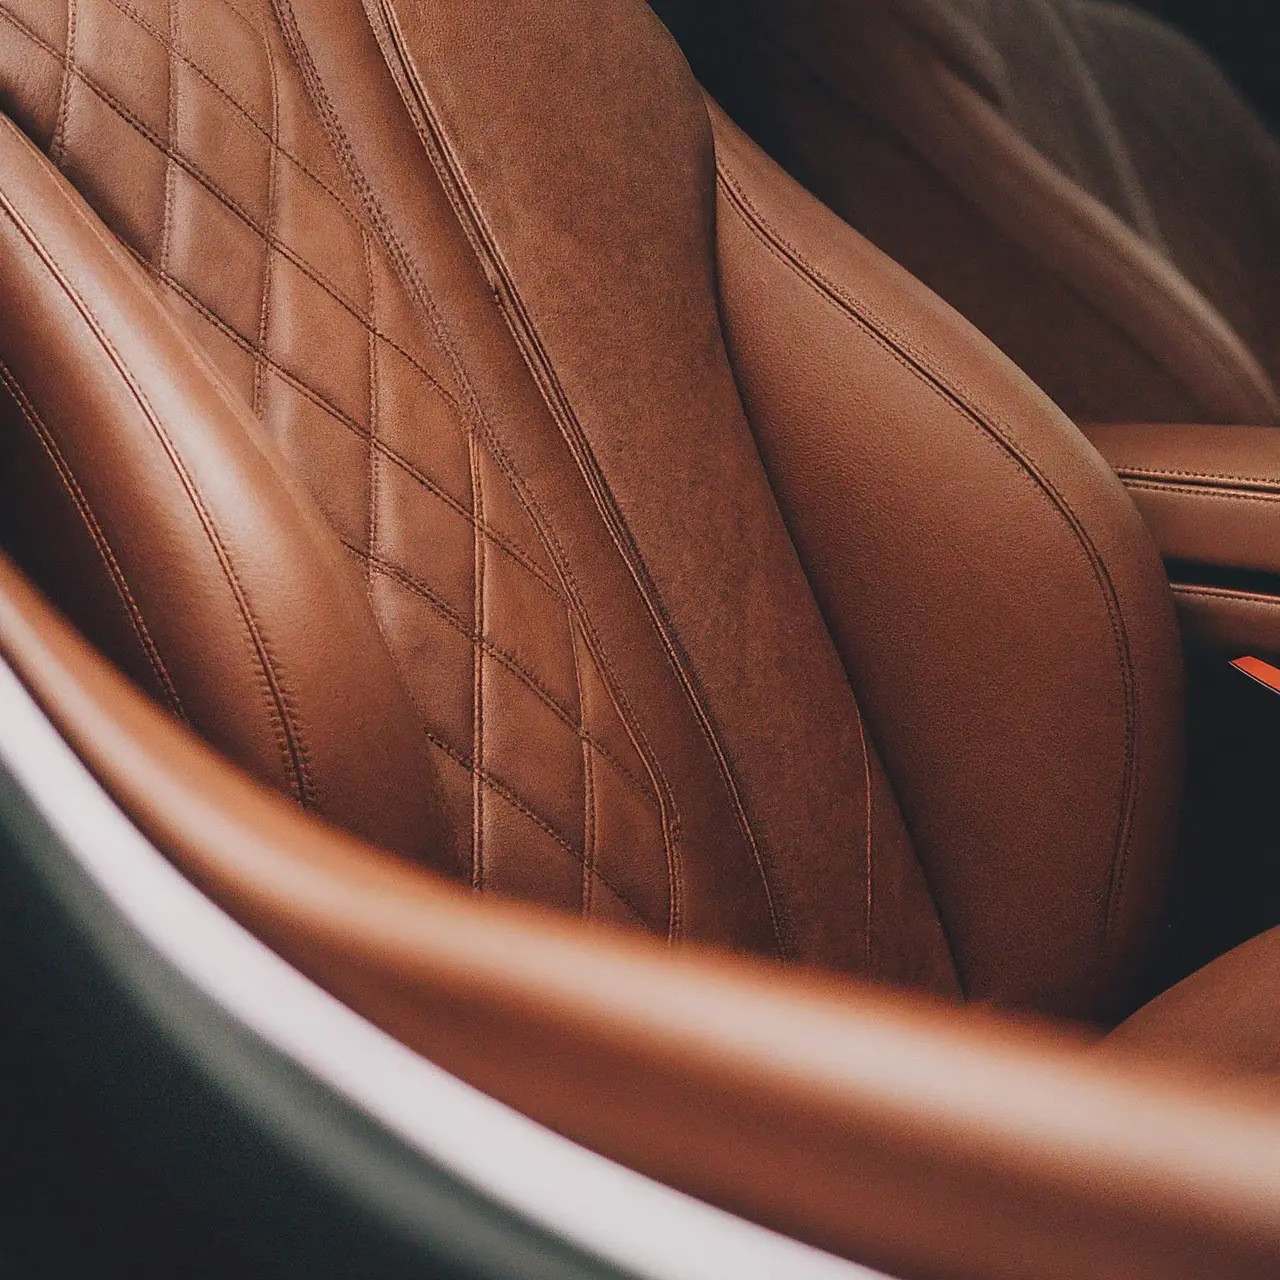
(0, 658), (890, 1280)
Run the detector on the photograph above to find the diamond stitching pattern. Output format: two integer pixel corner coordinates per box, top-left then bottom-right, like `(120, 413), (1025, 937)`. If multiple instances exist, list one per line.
(0, 0), (676, 932)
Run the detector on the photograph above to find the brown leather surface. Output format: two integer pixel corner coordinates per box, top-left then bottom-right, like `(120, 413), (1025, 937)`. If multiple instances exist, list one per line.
(297, 0), (954, 981)
(712, 103), (1185, 1017)
(1086, 423), (1280, 658)
(0, 3), (1278, 1273)
(1107, 926), (1280, 1078)
(663, 0), (1280, 425)
(9, 552), (1280, 1280)
(1085, 423), (1280, 576)
(0, 112), (447, 866)
(0, 0), (936, 963)
(0, 0), (1197, 1010)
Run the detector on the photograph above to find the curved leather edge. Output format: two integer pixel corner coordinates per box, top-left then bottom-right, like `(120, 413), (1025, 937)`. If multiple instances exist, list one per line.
(1105, 926), (1280, 1078)
(0, 114), (450, 868)
(5, 550), (1280, 1280)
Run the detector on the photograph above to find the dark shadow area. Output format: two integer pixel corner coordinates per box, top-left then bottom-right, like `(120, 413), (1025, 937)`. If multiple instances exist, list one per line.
(0, 989), (276, 1280)
(1131, 0), (1280, 130)
(1139, 656), (1280, 1007)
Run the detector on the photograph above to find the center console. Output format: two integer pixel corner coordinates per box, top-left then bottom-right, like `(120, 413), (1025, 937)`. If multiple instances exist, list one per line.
(1085, 423), (1280, 659)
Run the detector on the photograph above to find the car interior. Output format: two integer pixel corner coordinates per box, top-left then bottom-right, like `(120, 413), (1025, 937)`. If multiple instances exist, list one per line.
(2, 1), (1280, 1277)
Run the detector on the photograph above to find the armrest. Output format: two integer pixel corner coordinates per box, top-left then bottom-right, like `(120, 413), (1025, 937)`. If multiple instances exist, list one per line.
(1084, 423), (1280, 658)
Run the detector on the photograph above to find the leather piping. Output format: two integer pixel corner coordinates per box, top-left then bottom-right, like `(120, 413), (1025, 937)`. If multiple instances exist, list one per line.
(0, 360), (187, 718)
(1123, 480), (1280, 509)
(715, 158), (1142, 946)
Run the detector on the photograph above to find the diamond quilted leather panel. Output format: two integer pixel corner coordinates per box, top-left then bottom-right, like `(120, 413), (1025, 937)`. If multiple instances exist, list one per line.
(59, 79), (168, 259)
(0, 0), (675, 933)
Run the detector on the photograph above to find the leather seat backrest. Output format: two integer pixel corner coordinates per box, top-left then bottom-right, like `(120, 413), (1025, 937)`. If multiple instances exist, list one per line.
(0, 0), (1182, 1016)
(654, 0), (1280, 425)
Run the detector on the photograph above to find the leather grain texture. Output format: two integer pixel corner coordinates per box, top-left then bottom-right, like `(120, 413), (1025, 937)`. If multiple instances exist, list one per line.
(0, 0), (953, 979)
(0, 0), (1191, 1014)
(0, 112), (449, 865)
(712, 103), (1184, 1016)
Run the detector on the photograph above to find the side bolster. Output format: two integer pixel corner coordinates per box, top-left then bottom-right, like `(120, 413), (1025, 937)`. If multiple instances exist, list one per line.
(0, 116), (452, 870)
(288, 0), (959, 979)
(711, 104), (1184, 1018)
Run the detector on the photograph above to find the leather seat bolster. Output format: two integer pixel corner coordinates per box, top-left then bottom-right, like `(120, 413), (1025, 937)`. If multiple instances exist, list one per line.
(711, 102), (1184, 1018)
(0, 116), (452, 870)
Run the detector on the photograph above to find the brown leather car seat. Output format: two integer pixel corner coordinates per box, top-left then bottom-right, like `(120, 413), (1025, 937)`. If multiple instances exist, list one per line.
(0, 0), (1189, 1020)
(653, 0), (1280, 426)
(5, 0), (1280, 1273)
(7, 0), (1280, 1274)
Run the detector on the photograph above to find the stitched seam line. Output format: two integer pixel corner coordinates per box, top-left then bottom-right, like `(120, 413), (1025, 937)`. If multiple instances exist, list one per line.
(94, 0), (365, 222)
(251, 10), (280, 416)
(1, 6), (459, 406)
(422, 729), (651, 928)
(0, 181), (317, 808)
(468, 398), (486, 891)
(1123, 479), (1280, 506)
(160, 0), (176, 276)
(1113, 464), (1280, 490)
(0, 0), (362, 226)
(0, 362), (187, 718)
(1173, 584), (1280, 606)
(279, 0), (684, 930)
(346, 539), (659, 805)
(48, 0), (75, 165)
(717, 161), (1141, 946)
(362, 226), (378, 588)
(132, 251), (561, 596)
(854, 704), (874, 976)
(568, 614), (597, 922)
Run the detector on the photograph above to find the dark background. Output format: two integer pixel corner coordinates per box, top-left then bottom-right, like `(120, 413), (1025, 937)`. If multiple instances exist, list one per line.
(1132, 0), (1279, 127)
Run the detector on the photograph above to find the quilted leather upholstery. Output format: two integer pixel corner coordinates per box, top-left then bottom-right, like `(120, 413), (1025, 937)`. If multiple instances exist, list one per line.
(2, 0), (953, 977)
(0, 0), (683, 929)
(0, 0), (1185, 1016)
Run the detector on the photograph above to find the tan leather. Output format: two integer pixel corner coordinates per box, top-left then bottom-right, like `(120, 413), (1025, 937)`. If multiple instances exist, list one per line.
(712, 103), (1183, 1016)
(0, 0), (913, 966)
(4, 1), (1279, 1275)
(0, 0), (1193, 1017)
(1086, 423), (1280, 658)
(657, 0), (1280, 425)
(0, 114), (449, 866)
(9, 552), (1280, 1280)
(1107, 926), (1280, 1079)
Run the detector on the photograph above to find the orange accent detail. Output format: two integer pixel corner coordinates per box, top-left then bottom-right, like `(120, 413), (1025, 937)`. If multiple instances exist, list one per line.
(1231, 656), (1280, 694)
